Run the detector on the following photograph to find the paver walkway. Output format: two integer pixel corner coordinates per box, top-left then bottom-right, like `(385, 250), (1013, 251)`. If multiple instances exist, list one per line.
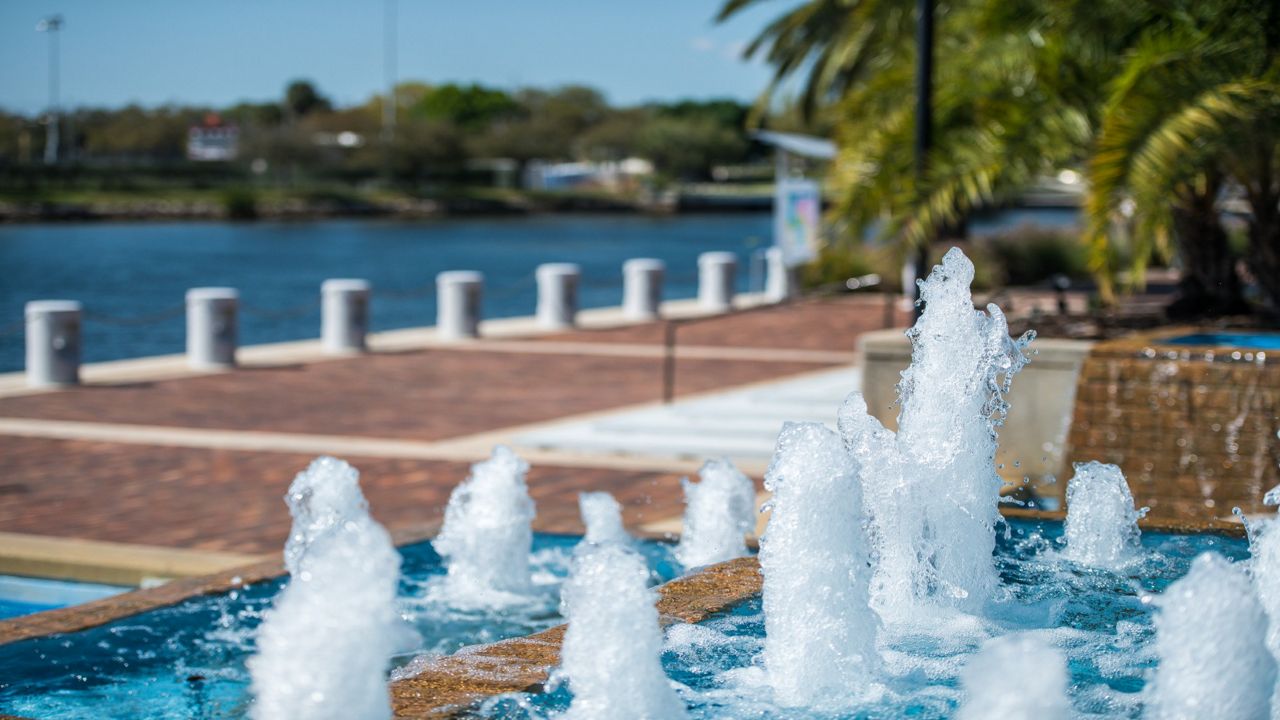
(0, 295), (907, 576)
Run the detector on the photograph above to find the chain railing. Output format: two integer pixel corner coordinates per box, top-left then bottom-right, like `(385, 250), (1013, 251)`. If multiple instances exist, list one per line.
(82, 304), (186, 326)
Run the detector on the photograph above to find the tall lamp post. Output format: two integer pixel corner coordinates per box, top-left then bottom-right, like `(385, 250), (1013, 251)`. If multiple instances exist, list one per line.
(381, 0), (398, 182)
(383, 0), (397, 141)
(36, 14), (63, 166)
(911, 0), (933, 321)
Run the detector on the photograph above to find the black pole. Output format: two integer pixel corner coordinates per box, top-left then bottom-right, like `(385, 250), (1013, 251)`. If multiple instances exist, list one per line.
(912, 0), (934, 322)
(661, 320), (677, 404)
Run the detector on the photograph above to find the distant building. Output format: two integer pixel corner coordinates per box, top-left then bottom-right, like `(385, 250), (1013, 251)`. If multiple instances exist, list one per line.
(523, 158), (654, 191)
(187, 114), (239, 161)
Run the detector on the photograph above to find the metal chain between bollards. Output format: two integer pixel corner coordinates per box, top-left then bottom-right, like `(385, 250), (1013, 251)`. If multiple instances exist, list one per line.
(83, 304), (186, 327)
(485, 274), (537, 303)
(0, 318), (25, 338)
(239, 297), (320, 322)
(374, 281), (436, 301)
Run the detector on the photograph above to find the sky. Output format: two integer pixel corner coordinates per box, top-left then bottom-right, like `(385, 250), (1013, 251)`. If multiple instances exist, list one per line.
(0, 0), (784, 115)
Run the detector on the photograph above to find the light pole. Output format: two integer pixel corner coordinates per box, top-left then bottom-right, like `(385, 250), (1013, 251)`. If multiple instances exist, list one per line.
(383, 0), (397, 141)
(910, 0), (933, 321)
(36, 14), (63, 166)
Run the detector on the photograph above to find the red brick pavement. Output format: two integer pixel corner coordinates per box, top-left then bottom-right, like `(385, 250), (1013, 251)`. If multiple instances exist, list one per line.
(0, 300), (891, 554)
(0, 349), (831, 441)
(0, 435), (706, 554)
(544, 295), (908, 351)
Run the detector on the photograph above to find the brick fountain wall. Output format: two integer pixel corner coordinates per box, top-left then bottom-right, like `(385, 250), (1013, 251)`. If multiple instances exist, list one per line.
(1067, 335), (1280, 522)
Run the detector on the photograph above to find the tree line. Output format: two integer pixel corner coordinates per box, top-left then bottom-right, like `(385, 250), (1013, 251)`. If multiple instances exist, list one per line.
(0, 81), (774, 187)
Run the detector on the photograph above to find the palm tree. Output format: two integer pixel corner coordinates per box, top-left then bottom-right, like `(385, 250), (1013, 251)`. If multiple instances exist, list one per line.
(1085, 0), (1280, 312)
(725, 0), (1274, 315)
(717, 0), (916, 122)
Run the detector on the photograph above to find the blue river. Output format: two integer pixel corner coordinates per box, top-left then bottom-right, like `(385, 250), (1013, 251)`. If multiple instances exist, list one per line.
(0, 209), (1077, 372)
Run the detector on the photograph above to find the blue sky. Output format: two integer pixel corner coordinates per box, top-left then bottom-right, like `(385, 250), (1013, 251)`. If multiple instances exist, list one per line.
(0, 0), (784, 114)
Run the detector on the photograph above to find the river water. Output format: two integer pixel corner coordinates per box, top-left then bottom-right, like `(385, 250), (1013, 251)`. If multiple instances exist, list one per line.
(0, 209), (1077, 372)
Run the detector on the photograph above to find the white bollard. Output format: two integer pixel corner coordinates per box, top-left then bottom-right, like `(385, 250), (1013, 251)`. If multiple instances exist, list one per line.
(623, 258), (664, 321)
(321, 279), (370, 354)
(536, 263), (581, 330)
(186, 287), (238, 369)
(25, 300), (81, 387)
(437, 270), (483, 340)
(764, 247), (796, 302)
(698, 251), (738, 312)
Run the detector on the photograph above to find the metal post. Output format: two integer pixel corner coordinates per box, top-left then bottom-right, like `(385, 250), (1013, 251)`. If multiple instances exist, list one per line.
(436, 271), (483, 340)
(662, 320), (677, 404)
(186, 288), (238, 369)
(764, 247), (795, 302)
(623, 258), (664, 321)
(321, 279), (371, 354)
(535, 263), (581, 330)
(697, 251), (737, 312)
(25, 300), (80, 387)
(383, 0), (397, 140)
(911, 0), (934, 322)
(37, 15), (63, 166)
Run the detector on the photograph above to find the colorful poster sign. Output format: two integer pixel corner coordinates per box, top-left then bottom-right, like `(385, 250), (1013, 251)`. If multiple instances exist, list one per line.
(774, 178), (820, 265)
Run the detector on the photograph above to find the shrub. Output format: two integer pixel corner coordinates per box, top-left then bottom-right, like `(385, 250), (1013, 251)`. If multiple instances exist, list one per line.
(800, 244), (877, 291)
(985, 225), (1088, 286)
(220, 187), (258, 220)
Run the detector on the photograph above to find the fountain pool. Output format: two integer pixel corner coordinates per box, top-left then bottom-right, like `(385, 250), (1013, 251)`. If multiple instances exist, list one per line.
(476, 518), (1249, 719)
(0, 535), (680, 720)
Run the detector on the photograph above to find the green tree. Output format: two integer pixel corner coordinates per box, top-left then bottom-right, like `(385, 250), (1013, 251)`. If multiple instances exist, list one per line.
(1085, 0), (1280, 312)
(728, 0), (1267, 314)
(284, 80), (332, 119)
(412, 83), (519, 130)
(636, 115), (749, 180)
(470, 85), (610, 162)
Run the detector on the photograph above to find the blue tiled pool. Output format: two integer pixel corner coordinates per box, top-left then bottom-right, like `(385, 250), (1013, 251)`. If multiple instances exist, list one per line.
(0, 534), (679, 719)
(0, 575), (130, 620)
(1164, 332), (1280, 350)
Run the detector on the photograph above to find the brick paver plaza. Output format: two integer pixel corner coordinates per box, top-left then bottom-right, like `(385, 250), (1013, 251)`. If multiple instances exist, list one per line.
(0, 296), (908, 564)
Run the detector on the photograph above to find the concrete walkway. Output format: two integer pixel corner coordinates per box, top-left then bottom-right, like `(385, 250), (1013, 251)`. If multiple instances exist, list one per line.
(514, 365), (860, 466)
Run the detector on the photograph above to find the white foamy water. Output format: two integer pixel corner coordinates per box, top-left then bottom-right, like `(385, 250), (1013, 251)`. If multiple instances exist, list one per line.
(248, 457), (405, 720)
(1145, 552), (1275, 719)
(955, 634), (1071, 720)
(578, 491), (630, 548)
(759, 421), (879, 707)
(675, 458), (756, 568)
(1247, 512), (1280, 716)
(558, 545), (687, 719)
(1063, 461), (1144, 569)
(432, 446), (536, 607)
(839, 248), (1031, 615)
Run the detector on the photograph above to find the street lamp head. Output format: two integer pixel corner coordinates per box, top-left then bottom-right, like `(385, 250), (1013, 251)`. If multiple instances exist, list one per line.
(36, 15), (63, 32)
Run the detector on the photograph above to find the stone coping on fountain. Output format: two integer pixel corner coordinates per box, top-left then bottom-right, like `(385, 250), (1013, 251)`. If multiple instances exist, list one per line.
(0, 504), (1245, 652)
(0, 522), (687, 648)
(386, 516), (1246, 719)
(0, 522), (443, 647)
(388, 555), (763, 719)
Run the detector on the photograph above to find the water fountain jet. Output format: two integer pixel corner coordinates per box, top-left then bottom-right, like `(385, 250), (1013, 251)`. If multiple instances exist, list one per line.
(675, 458), (756, 568)
(838, 247), (1032, 614)
(956, 634), (1071, 720)
(1063, 461), (1143, 569)
(432, 446), (536, 607)
(760, 421), (878, 707)
(1145, 552), (1275, 719)
(248, 457), (403, 720)
(557, 544), (687, 719)
(578, 491), (630, 548)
